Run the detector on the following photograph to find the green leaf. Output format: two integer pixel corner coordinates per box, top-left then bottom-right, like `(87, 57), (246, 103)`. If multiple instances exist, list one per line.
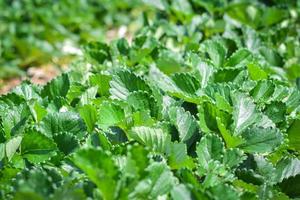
(87, 132), (112, 151)
(198, 100), (233, 137)
(97, 101), (125, 128)
(149, 66), (179, 93)
(279, 175), (300, 198)
(171, 0), (193, 16)
(14, 192), (44, 200)
(66, 83), (86, 103)
(202, 40), (226, 68)
(79, 86), (98, 106)
(0, 93), (25, 108)
(84, 42), (110, 64)
(143, 0), (167, 10)
(189, 53), (215, 88)
(215, 93), (232, 113)
(192, 0), (226, 13)
(214, 68), (242, 83)
(168, 142), (194, 170)
(223, 148), (245, 168)
(13, 168), (55, 197)
(132, 111), (155, 127)
(200, 161), (235, 188)
(157, 50), (184, 74)
(116, 38), (130, 55)
(1, 2), (300, 197)
(149, 66), (201, 103)
(250, 80), (275, 104)
(171, 184), (192, 200)
(79, 104), (97, 133)
(232, 92), (261, 134)
(51, 183), (86, 200)
(1, 103), (30, 138)
(247, 62), (268, 80)
(40, 112), (86, 137)
(261, 7), (288, 26)
(127, 91), (160, 119)
(72, 148), (118, 200)
(216, 116), (244, 148)
(127, 144), (149, 177)
(254, 155), (276, 183)
(198, 102), (217, 133)
(6, 136), (22, 161)
(168, 106), (198, 144)
(225, 49), (251, 68)
(209, 184), (240, 200)
(238, 127), (283, 153)
(272, 85), (289, 102)
(29, 101), (47, 123)
(0, 143), (5, 161)
(287, 119), (300, 152)
(12, 82), (40, 100)
(41, 73), (70, 100)
(196, 134), (224, 169)
(129, 162), (176, 199)
(226, 3), (261, 28)
(171, 73), (200, 94)
(110, 70), (151, 100)
(259, 46), (283, 66)
(129, 126), (170, 153)
(53, 132), (79, 155)
(21, 130), (57, 163)
(275, 158), (300, 183)
(265, 101), (286, 124)
(130, 36), (159, 63)
(89, 74), (112, 96)
(204, 83), (232, 105)
(196, 61), (214, 88)
(285, 89), (300, 113)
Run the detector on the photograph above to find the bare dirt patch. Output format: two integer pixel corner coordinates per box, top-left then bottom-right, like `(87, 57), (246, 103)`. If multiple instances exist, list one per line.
(0, 64), (61, 95)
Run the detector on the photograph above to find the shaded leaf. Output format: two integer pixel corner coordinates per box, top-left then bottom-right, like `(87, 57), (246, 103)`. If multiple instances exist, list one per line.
(72, 148), (118, 200)
(238, 127), (283, 153)
(275, 158), (300, 183)
(53, 132), (79, 155)
(21, 130), (57, 163)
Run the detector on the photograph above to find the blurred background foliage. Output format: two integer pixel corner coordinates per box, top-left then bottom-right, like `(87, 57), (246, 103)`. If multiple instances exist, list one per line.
(0, 0), (147, 79)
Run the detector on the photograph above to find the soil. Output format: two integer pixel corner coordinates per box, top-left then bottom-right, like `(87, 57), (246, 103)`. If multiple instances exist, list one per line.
(0, 65), (60, 95)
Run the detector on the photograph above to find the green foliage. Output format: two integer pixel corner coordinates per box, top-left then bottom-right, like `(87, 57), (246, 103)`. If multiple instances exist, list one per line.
(1, 0), (300, 199)
(0, 0), (146, 78)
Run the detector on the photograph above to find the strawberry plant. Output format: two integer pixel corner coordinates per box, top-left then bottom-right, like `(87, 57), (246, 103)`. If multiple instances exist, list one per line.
(1, 0), (300, 200)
